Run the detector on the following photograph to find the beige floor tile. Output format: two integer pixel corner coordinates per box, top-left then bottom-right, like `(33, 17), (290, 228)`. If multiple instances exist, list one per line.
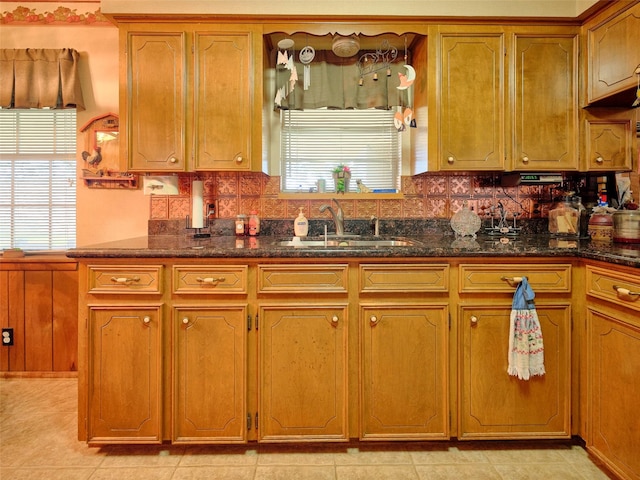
(333, 446), (413, 465)
(492, 462), (585, 479)
(257, 449), (335, 466)
(409, 445), (490, 465)
(571, 462), (618, 480)
(415, 464), (502, 480)
(0, 467), (94, 480)
(179, 445), (259, 466)
(336, 464), (418, 480)
(172, 465), (257, 479)
(483, 447), (568, 464)
(98, 445), (185, 467)
(87, 466), (176, 479)
(255, 464), (336, 479)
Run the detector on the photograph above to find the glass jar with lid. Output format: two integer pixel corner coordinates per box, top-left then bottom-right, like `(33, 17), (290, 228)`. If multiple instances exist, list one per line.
(548, 196), (580, 237)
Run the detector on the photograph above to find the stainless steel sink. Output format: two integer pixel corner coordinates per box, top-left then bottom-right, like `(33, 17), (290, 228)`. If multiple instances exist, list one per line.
(274, 237), (422, 248)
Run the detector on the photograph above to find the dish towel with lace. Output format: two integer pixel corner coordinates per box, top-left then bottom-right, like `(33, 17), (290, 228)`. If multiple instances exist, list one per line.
(507, 276), (545, 380)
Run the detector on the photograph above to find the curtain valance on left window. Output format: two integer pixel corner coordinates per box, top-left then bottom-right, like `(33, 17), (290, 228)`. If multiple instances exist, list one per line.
(0, 48), (85, 110)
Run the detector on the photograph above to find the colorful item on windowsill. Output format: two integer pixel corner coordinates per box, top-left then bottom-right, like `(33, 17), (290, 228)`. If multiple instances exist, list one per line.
(332, 164), (351, 193)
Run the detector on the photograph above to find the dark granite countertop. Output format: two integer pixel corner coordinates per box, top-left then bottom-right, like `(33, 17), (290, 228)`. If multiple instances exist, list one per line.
(66, 233), (640, 268)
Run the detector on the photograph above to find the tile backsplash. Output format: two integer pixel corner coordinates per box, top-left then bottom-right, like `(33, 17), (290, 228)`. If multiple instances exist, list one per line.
(149, 171), (571, 223)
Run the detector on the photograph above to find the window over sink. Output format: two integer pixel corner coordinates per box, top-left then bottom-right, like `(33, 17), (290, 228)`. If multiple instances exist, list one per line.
(264, 31), (427, 191)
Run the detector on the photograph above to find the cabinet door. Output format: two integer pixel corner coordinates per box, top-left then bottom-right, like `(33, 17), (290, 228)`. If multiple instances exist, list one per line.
(585, 118), (634, 171)
(173, 306), (247, 443)
(587, 308), (640, 480)
(512, 34), (578, 171)
(259, 304), (348, 442)
(87, 306), (162, 443)
(588, 3), (640, 103)
(124, 31), (186, 171)
(437, 32), (505, 171)
(458, 304), (571, 439)
(193, 32), (252, 171)
(360, 304), (449, 440)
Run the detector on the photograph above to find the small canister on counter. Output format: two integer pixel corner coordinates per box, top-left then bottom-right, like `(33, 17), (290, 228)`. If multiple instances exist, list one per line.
(612, 210), (640, 243)
(588, 212), (614, 243)
(235, 214), (248, 236)
(249, 210), (260, 236)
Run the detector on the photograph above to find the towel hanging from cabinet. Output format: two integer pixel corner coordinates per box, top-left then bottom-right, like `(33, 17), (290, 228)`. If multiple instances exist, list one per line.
(507, 276), (545, 380)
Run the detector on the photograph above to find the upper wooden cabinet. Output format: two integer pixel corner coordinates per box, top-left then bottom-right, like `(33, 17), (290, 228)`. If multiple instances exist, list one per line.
(511, 33), (579, 171)
(123, 30), (186, 172)
(432, 27), (578, 172)
(586, 1), (640, 105)
(119, 23), (262, 172)
(584, 115), (635, 171)
(435, 30), (506, 171)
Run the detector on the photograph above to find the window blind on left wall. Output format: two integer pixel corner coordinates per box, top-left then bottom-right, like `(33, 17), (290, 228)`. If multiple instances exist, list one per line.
(0, 109), (76, 250)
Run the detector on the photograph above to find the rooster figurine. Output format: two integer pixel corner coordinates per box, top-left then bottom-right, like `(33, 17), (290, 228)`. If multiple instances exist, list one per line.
(82, 146), (102, 167)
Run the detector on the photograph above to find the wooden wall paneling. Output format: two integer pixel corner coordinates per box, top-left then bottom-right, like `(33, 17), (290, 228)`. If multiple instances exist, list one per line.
(53, 269), (79, 371)
(24, 271), (53, 371)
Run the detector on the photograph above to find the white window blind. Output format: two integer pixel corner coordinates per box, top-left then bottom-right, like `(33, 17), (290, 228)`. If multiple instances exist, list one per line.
(0, 109), (77, 251)
(280, 109), (401, 192)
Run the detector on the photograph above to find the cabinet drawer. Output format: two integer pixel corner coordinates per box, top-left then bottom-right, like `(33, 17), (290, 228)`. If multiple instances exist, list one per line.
(586, 265), (640, 313)
(459, 264), (572, 293)
(359, 264), (449, 293)
(88, 265), (163, 294)
(257, 264), (348, 293)
(172, 265), (248, 294)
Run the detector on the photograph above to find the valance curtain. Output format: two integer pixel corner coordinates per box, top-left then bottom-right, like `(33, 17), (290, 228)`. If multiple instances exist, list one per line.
(0, 48), (85, 110)
(275, 50), (410, 110)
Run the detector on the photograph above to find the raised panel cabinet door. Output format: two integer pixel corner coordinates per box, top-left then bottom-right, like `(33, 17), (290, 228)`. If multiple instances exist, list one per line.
(194, 32), (251, 171)
(125, 32), (186, 171)
(259, 304), (348, 442)
(173, 306), (247, 443)
(87, 306), (162, 443)
(588, 3), (640, 103)
(586, 119), (634, 171)
(360, 304), (449, 440)
(458, 304), (571, 439)
(512, 34), (578, 170)
(587, 308), (640, 480)
(438, 32), (505, 171)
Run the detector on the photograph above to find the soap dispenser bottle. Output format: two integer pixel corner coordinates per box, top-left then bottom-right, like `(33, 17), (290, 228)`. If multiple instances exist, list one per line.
(294, 207), (309, 237)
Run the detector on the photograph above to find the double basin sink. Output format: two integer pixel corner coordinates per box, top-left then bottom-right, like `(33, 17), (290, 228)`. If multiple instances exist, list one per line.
(272, 236), (423, 249)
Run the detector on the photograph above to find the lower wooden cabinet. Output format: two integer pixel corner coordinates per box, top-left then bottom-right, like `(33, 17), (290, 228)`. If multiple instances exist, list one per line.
(87, 305), (163, 444)
(172, 306), (247, 444)
(458, 304), (572, 439)
(258, 304), (349, 442)
(587, 307), (640, 480)
(360, 304), (449, 440)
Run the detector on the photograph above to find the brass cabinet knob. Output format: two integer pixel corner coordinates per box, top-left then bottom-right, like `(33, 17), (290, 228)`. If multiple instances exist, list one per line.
(470, 315), (478, 325)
